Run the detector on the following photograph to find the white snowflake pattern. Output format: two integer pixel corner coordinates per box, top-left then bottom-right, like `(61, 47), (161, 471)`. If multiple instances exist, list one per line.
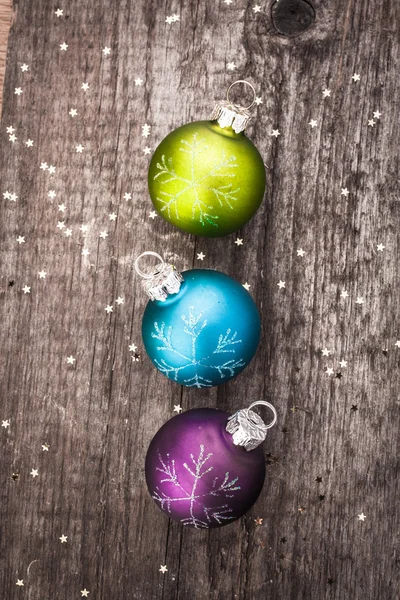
(152, 445), (241, 528)
(153, 133), (240, 228)
(151, 307), (245, 387)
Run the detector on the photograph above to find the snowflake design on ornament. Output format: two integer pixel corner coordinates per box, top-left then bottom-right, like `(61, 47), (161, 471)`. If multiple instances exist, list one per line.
(153, 133), (239, 228)
(152, 445), (241, 528)
(151, 306), (245, 387)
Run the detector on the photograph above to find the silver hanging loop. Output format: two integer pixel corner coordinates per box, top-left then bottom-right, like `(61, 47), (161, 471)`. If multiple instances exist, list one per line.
(210, 80), (256, 133)
(134, 251), (183, 302)
(226, 401), (277, 452)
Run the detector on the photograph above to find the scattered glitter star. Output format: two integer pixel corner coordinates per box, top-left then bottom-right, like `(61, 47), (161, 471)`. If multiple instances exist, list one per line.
(48, 190), (56, 199)
(235, 238), (243, 246)
(76, 144), (84, 153)
(66, 356), (76, 365)
(322, 88), (331, 97)
(25, 139), (34, 147)
(2, 420), (10, 428)
(40, 162), (48, 171)
(102, 47), (111, 55)
(82, 248), (90, 257)
(16, 580), (24, 587)
(60, 43), (68, 51)
(142, 124), (151, 137)
(254, 96), (263, 105)
(340, 289), (349, 299)
(42, 443), (49, 451)
(358, 512), (366, 521)
(135, 77), (143, 86)
(123, 192), (132, 201)
(129, 343), (137, 352)
(9, 133), (17, 142)
(339, 360), (347, 368)
(64, 228), (72, 237)
(81, 82), (90, 91)
(341, 188), (349, 197)
(395, 341), (400, 348)
(277, 280), (286, 289)
(309, 119), (318, 128)
(6, 126), (15, 134)
(9, 192), (18, 201)
(321, 348), (331, 357)
(223, 0), (233, 4)
(14, 87), (23, 95)
(373, 110), (382, 119)
(58, 204), (66, 212)
(376, 243), (385, 252)
(22, 285), (31, 294)
(116, 297), (124, 305)
(165, 15), (174, 24)
(352, 73), (360, 82)
(243, 282), (251, 291)
(38, 270), (47, 279)
(296, 248), (305, 257)
(253, 5), (261, 12)
(149, 210), (157, 219)
(351, 404), (358, 411)
(81, 590), (90, 597)
(59, 535), (68, 543)
(55, 8), (63, 16)
(99, 231), (108, 239)
(227, 62), (236, 71)
(159, 565), (168, 574)
(368, 119), (376, 127)
(69, 108), (78, 117)
(30, 468), (39, 477)
(172, 13), (180, 21)
(16, 236), (25, 244)
(271, 129), (280, 137)
(254, 517), (263, 525)
(80, 224), (88, 233)
(173, 405), (183, 414)
(143, 146), (152, 155)
(48, 165), (56, 174)
(325, 367), (334, 376)
(105, 305), (113, 314)
(197, 252), (205, 260)
(57, 221), (65, 230)
(20, 64), (29, 72)
(355, 296), (364, 304)
(109, 213), (117, 221)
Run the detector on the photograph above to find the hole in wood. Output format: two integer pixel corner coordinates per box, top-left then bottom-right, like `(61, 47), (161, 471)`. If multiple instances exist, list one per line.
(271, 0), (315, 36)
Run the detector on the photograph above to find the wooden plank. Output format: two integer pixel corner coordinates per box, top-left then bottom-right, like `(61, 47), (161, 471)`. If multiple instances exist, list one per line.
(0, 0), (11, 116)
(0, 0), (399, 599)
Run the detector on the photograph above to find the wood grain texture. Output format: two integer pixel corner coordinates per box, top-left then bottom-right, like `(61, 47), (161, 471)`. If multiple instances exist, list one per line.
(1, 0), (399, 599)
(0, 0), (11, 115)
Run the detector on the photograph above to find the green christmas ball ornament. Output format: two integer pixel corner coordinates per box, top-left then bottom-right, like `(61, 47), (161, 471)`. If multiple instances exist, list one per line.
(148, 81), (266, 237)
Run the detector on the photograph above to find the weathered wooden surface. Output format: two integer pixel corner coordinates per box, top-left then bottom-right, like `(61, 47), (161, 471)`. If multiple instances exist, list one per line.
(1, 0), (399, 598)
(0, 0), (11, 115)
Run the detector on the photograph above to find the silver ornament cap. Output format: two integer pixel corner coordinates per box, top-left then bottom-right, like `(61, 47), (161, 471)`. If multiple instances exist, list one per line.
(226, 401), (277, 452)
(210, 80), (257, 134)
(134, 251), (183, 302)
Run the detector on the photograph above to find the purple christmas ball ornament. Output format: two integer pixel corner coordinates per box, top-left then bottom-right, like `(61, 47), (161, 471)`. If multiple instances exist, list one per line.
(145, 402), (277, 529)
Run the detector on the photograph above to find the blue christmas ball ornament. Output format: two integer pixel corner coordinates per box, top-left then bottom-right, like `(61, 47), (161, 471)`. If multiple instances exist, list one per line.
(135, 252), (261, 388)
